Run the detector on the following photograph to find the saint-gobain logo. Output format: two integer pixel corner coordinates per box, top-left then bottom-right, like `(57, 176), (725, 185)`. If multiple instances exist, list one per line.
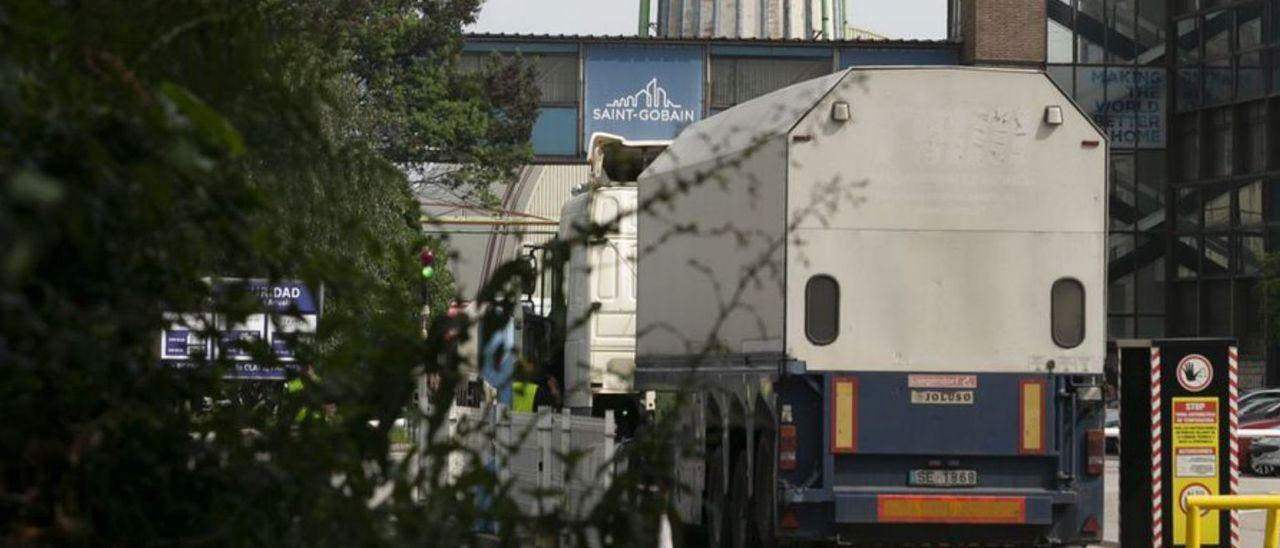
(592, 78), (695, 123)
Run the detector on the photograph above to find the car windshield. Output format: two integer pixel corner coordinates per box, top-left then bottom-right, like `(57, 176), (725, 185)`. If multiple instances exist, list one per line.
(1241, 399), (1273, 416)
(1242, 390), (1280, 403)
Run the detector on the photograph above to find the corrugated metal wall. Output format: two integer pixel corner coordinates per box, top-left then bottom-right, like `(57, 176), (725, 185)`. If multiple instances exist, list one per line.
(709, 57), (832, 108)
(531, 56), (578, 104)
(422, 164), (587, 299)
(716, 0), (737, 36)
(482, 165), (587, 300)
(520, 165), (584, 222)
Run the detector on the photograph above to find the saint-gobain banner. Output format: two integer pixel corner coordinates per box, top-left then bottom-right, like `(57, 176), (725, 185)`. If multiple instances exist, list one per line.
(584, 44), (702, 148)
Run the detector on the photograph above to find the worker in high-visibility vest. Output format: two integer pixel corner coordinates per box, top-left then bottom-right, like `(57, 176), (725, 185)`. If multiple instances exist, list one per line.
(511, 380), (539, 413)
(510, 365), (561, 413)
(285, 365), (332, 422)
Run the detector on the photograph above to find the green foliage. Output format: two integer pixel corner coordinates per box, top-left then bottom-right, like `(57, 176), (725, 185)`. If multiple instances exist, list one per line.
(342, 1), (540, 206)
(0, 0), (544, 545)
(0, 0), (710, 543)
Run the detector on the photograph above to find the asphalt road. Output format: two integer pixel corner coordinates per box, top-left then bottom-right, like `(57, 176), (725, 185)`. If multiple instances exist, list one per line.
(1102, 456), (1280, 546)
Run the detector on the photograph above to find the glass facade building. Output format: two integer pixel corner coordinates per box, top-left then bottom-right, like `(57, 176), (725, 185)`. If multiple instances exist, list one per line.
(1049, 0), (1280, 385)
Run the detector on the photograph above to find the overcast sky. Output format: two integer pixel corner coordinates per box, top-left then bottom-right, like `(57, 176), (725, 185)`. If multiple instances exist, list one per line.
(470, 0), (948, 40)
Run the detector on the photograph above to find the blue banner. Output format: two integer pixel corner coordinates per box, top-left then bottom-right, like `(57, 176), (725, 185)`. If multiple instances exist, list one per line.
(161, 279), (322, 379)
(215, 279), (320, 314)
(584, 45), (702, 148)
(166, 360), (293, 380)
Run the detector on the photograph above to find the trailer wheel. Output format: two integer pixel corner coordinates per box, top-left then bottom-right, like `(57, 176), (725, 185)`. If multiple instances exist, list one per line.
(726, 450), (751, 548)
(705, 445), (728, 547)
(753, 429), (777, 547)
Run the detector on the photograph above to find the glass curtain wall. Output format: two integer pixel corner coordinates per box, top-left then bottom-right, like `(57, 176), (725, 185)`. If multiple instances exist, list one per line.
(1047, 0), (1170, 340)
(1171, 0), (1280, 374)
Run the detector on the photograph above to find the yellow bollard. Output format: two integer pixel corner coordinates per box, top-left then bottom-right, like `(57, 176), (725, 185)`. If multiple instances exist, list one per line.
(1184, 494), (1280, 548)
(1186, 501), (1202, 548)
(1267, 508), (1280, 548)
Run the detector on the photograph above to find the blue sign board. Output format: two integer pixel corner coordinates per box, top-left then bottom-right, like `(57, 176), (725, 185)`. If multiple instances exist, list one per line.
(166, 360), (295, 380)
(215, 279), (320, 314)
(160, 278), (322, 380)
(165, 330), (193, 356)
(584, 44), (703, 148)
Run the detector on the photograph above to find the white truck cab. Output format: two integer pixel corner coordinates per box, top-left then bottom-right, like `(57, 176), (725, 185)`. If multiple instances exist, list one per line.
(561, 133), (668, 411)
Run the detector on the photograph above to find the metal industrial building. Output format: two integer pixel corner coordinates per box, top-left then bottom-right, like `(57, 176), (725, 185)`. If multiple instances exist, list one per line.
(432, 0), (1280, 386)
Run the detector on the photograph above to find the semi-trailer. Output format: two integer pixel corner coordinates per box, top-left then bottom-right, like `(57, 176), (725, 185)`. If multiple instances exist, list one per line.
(631, 66), (1109, 546)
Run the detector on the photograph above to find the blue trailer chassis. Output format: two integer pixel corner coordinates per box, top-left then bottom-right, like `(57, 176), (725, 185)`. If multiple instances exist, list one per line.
(774, 371), (1105, 545)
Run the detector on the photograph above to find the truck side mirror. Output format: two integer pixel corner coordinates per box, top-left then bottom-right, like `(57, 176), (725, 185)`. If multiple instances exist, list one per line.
(520, 255), (537, 297)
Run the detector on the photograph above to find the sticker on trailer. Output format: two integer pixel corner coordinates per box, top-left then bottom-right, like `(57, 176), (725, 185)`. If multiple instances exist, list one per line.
(910, 390), (974, 405)
(907, 374), (977, 389)
(1176, 354), (1213, 392)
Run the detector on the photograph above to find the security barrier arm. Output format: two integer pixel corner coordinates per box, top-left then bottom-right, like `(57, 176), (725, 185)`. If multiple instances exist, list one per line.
(1185, 494), (1280, 548)
(1104, 427), (1280, 439)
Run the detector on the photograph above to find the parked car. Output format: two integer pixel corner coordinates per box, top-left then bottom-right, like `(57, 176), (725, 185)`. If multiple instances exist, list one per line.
(1249, 436), (1280, 476)
(1241, 388), (1280, 407)
(1242, 399), (1280, 424)
(1240, 402), (1280, 476)
(1240, 390), (1280, 421)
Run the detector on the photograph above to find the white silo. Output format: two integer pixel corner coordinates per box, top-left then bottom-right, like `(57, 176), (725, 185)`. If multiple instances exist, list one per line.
(652, 0), (880, 40)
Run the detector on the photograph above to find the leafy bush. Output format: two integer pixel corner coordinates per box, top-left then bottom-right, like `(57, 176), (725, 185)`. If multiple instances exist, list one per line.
(0, 1), (558, 545)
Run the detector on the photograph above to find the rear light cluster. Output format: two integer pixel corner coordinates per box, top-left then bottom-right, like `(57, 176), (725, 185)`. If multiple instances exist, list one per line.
(779, 424), (797, 471)
(1086, 428), (1105, 476)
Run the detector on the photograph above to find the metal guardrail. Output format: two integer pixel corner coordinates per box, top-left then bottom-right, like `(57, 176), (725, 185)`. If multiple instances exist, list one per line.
(1185, 494), (1280, 548)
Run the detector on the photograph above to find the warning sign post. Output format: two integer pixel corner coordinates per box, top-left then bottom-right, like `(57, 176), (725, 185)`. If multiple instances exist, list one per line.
(1118, 339), (1239, 547)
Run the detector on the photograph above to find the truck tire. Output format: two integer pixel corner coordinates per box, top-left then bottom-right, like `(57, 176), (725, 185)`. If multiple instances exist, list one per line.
(705, 445), (728, 547)
(753, 430), (777, 546)
(726, 450), (751, 548)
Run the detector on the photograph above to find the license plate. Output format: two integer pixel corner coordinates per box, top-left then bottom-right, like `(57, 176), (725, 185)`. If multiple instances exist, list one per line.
(908, 469), (978, 487)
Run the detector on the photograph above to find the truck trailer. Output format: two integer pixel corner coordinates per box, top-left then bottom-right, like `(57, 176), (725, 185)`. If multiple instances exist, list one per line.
(634, 66), (1109, 545)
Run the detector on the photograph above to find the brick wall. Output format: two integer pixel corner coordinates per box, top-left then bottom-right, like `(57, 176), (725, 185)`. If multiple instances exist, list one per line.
(959, 0), (1046, 66)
